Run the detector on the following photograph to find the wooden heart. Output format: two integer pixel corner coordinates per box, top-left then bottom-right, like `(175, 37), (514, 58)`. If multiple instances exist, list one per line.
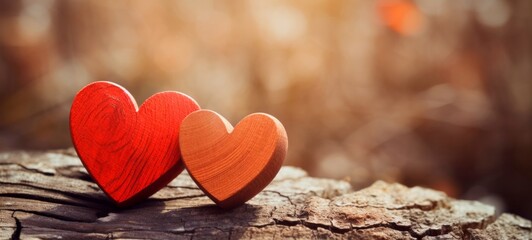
(180, 110), (288, 208)
(70, 81), (200, 207)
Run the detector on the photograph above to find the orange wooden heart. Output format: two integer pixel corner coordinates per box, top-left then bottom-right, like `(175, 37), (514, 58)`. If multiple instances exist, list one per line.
(70, 81), (200, 207)
(180, 110), (288, 209)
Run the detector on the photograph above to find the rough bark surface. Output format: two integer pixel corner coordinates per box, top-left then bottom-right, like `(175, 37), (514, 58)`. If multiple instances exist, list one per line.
(0, 149), (530, 239)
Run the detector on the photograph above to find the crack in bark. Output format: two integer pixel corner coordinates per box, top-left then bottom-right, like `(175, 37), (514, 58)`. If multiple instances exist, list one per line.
(336, 201), (441, 211)
(459, 215), (497, 239)
(7, 209), (97, 223)
(0, 182), (109, 204)
(0, 193), (109, 210)
(10, 211), (21, 240)
(516, 225), (531, 231)
(0, 163), (55, 176)
(0, 163), (18, 166)
(113, 228), (196, 235)
(270, 218), (353, 235)
(55, 166), (94, 183)
(263, 190), (295, 206)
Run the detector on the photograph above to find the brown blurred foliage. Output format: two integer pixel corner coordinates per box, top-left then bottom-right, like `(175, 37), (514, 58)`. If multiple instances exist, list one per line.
(0, 1), (531, 218)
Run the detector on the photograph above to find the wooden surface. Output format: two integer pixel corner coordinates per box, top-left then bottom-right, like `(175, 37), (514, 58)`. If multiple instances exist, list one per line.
(1, 149), (531, 239)
(180, 110), (287, 209)
(70, 81), (200, 207)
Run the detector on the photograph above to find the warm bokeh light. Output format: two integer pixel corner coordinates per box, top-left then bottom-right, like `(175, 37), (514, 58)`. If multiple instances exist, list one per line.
(0, 1), (531, 218)
(377, 0), (423, 35)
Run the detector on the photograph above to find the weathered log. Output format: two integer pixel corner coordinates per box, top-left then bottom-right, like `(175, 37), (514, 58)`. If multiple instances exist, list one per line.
(0, 149), (530, 239)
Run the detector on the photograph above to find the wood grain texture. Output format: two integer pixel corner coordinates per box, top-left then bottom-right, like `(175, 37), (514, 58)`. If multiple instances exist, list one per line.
(1, 149), (530, 239)
(180, 110), (288, 209)
(70, 81), (200, 207)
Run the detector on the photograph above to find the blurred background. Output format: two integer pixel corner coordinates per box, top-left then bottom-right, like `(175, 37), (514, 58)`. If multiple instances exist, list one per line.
(0, 0), (531, 218)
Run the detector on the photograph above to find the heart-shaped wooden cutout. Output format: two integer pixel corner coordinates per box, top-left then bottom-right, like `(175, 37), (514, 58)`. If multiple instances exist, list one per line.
(180, 110), (288, 209)
(70, 81), (200, 207)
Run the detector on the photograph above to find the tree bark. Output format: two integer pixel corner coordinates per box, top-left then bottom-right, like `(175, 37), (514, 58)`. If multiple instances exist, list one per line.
(0, 149), (530, 239)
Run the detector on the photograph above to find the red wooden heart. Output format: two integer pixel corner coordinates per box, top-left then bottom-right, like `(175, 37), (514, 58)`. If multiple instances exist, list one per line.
(180, 110), (288, 209)
(70, 81), (200, 207)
